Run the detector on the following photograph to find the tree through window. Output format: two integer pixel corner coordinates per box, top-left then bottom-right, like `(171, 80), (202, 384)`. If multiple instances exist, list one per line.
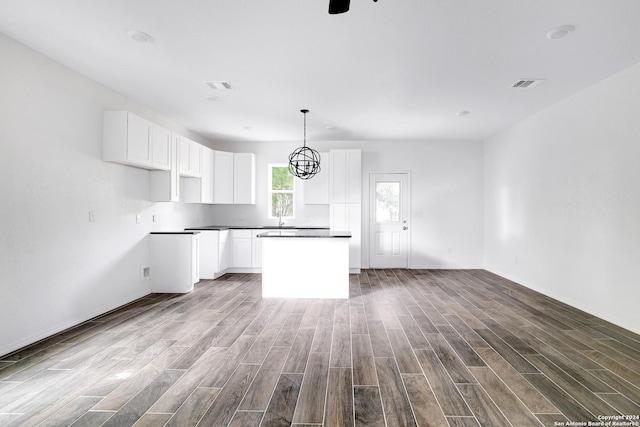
(269, 165), (295, 218)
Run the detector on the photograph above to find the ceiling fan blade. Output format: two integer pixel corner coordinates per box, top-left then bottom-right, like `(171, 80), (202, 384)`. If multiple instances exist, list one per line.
(328, 0), (350, 14)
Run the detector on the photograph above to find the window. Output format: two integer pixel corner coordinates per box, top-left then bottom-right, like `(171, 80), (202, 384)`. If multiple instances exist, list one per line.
(268, 164), (295, 218)
(375, 181), (400, 223)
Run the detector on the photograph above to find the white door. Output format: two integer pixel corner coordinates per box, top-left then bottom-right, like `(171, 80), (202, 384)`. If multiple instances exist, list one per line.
(369, 173), (409, 268)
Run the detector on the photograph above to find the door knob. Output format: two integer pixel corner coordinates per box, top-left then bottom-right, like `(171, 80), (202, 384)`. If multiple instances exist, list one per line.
(403, 226), (408, 230)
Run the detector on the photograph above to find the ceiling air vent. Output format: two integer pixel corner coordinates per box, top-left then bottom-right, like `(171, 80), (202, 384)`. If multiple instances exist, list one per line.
(204, 81), (234, 90)
(511, 79), (545, 88)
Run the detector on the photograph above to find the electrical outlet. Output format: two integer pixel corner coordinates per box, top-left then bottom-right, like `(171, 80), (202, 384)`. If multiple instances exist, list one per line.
(447, 247), (453, 255)
(514, 256), (519, 264)
(136, 214), (141, 224)
(89, 211), (95, 222)
(152, 215), (157, 222)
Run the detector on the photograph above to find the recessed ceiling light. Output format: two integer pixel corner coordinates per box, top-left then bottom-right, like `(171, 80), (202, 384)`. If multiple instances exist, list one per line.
(546, 25), (575, 40)
(456, 110), (470, 117)
(204, 95), (219, 101)
(127, 30), (153, 43)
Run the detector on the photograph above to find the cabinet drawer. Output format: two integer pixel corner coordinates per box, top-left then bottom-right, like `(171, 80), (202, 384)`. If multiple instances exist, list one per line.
(231, 229), (252, 239)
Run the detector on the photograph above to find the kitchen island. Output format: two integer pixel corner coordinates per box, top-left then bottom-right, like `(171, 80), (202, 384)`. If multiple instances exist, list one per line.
(257, 229), (351, 299)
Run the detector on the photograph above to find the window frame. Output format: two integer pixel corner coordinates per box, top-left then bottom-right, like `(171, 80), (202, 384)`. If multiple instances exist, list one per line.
(267, 163), (295, 219)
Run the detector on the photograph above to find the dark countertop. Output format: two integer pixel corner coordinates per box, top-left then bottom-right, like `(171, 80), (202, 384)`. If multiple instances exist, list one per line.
(150, 231), (200, 235)
(257, 230), (351, 238)
(185, 225), (330, 231)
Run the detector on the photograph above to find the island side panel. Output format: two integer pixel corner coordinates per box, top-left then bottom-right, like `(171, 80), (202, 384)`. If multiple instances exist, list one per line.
(261, 237), (349, 299)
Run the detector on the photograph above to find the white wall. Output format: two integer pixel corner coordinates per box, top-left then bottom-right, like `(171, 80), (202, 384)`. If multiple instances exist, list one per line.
(210, 140), (485, 269)
(0, 34), (215, 356)
(484, 62), (640, 334)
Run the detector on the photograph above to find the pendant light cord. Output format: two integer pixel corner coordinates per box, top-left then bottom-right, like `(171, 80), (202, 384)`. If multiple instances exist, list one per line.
(301, 109), (308, 148)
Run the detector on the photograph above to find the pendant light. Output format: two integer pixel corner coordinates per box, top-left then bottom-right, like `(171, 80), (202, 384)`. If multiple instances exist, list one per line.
(289, 109), (321, 180)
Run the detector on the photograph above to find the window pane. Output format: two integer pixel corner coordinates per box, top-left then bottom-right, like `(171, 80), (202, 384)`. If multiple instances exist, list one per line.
(272, 167), (294, 190)
(272, 193), (294, 217)
(376, 182), (400, 223)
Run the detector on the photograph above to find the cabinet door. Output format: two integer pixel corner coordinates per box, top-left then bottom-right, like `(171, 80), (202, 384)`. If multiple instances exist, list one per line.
(330, 203), (348, 231)
(178, 137), (202, 177)
(252, 231), (263, 268)
(189, 142), (202, 177)
(197, 231), (220, 279)
(191, 234), (200, 285)
(149, 135), (179, 202)
(151, 125), (171, 170)
(304, 152), (329, 204)
(170, 135), (180, 201)
(213, 151), (234, 204)
(347, 203), (362, 270)
(233, 153), (256, 204)
(126, 113), (153, 167)
(330, 203), (361, 270)
(231, 230), (253, 268)
(200, 147), (214, 204)
(219, 230), (230, 271)
(346, 149), (362, 203)
(330, 150), (347, 203)
(330, 149), (361, 203)
(178, 136), (190, 175)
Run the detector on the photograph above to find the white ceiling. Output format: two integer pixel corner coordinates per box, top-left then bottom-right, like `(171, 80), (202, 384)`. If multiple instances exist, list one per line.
(1, 0), (640, 143)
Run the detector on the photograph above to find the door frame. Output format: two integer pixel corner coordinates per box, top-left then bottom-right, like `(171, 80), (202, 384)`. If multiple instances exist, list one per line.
(368, 172), (411, 269)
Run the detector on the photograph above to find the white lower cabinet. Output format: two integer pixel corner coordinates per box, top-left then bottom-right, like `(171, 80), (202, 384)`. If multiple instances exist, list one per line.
(191, 228), (266, 278)
(330, 203), (361, 272)
(219, 230), (230, 273)
(195, 230), (220, 279)
(150, 232), (199, 293)
(251, 230), (263, 268)
(231, 229), (252, 269)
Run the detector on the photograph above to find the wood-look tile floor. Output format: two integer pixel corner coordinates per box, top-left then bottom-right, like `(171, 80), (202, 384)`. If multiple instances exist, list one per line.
(1, 270), (639, 426)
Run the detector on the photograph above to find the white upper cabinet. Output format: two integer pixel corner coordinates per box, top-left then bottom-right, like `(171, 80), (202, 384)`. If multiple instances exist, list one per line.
(182, 146), (213, 204)
(149, 134), (179, 202)
(233, 153), (256, 205)
(103, 111), (153, 168)
(104, 111), (257, 205)
(213, 150), (234, 204)
(103, 111), (174, 171)
(178, 136), (202, 178)
(330, 149), (361, 203)
(304, 152), (329, 204)
(151, 125), (171, 170)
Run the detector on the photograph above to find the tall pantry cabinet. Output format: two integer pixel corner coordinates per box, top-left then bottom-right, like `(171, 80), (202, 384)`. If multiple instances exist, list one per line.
(329, 149), (361, 272)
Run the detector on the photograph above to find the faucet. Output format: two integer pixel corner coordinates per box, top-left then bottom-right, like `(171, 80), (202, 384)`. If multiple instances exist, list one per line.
(278, 207), (285, 228)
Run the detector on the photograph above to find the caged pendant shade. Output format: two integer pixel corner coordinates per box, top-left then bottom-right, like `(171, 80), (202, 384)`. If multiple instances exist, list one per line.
(288, 109), (321, 180)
